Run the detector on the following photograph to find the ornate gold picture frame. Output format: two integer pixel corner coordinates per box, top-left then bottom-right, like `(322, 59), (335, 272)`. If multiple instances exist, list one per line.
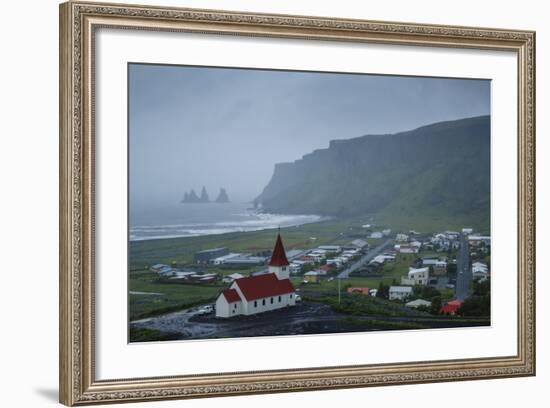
(59, 1), (535, 405)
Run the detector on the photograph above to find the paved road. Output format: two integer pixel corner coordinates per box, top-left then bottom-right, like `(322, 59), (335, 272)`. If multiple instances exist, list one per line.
(455, 233), (472, 300)
(337, 239), (392, 279)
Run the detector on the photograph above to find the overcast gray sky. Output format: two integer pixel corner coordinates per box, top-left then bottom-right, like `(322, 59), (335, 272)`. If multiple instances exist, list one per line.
(129, 63), (490, 205)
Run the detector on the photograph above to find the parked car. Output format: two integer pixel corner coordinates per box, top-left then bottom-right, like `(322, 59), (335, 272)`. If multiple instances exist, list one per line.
(197, 305), (214, 315)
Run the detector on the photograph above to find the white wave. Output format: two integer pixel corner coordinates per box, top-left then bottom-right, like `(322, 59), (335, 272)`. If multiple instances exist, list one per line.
(130, 213), (324, 241)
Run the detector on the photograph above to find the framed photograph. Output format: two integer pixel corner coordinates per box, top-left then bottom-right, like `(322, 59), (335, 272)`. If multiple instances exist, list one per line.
(59, 1), (536, 405)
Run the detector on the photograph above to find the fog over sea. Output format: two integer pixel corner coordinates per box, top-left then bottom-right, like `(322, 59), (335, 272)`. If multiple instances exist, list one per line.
(129, 202), (323, 241)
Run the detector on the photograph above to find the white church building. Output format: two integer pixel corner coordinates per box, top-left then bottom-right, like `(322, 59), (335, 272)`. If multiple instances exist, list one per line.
(215, 233), (296, 318)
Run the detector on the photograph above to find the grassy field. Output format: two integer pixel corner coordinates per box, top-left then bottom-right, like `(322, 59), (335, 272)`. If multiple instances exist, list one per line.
(374, 212), (490, 235)
(129, 270), (223, 321)
(305, 294), (427, 317)
(128, 218), (367, 321)
(129, 212), (488, 270)
(129, 218), (361, 269)
(129, 214), (476, 322)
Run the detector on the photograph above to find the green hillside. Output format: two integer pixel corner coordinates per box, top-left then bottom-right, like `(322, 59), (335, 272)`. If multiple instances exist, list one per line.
(255, 116), (490, 221)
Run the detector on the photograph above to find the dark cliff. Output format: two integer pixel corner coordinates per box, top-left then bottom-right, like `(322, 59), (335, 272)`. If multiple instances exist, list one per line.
(255, 116), (490, 218)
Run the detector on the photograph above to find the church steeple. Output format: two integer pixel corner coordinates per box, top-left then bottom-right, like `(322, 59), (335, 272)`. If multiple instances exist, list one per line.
(269, 233), (290, 279)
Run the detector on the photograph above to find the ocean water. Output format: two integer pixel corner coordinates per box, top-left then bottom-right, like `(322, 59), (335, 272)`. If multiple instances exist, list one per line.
(129, 202), (322, 241)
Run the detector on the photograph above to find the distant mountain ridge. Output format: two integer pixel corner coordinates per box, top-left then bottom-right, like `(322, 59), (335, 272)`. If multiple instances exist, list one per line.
(254, 116), (490, 218)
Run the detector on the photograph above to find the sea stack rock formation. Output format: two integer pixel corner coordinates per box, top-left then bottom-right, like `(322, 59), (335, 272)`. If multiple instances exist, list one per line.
(199, 186), (210, 203)
(215, 188), (230, 203)
(181, 188), (201, 203)
(181, 187), (228, 203)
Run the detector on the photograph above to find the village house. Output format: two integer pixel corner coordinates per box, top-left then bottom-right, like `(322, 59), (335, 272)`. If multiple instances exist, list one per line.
(370, 253), (395, 265)
(215, 234), (296, 318)
(468, 235), (491, 247)
(351, 239), (368, 249)
(445, 231), (460, 239)
(308, 253), (325, 262)
(318, 245), (342, 252)
(395, 233), (409, 242)
(189, 272), (218, 283)
(389, 286), (413, 301)
(286, 249), (304, 259)
(406, 299), (432, 309)
(347, 287), (370, 295)
(303, 271), (321, 283)
(222, 255), (267, 266)
(326, 258), (343, 267)
(211, 253), (240, 265)
(297, 255), (316, 264)
(222, 273), (244, 284)
(421, 258), (438, 267)
(342, 249), (360, 257)
(338, 255), (351, 263)
(170, 271), (196, 279)
(433, 260), (448, 276)
(472, 261), (489, 281)
(150, 263), (169, 273)
(383, 252), (396, 261)
(406, 267), (430, 285)
(473, 269), (489, 281)
(319, 264), (334, 274)
(395, 244), (419, 254)
(472, 261), (488, 271)
(289, 262), (302, 274)
(151, 264), (175, 276)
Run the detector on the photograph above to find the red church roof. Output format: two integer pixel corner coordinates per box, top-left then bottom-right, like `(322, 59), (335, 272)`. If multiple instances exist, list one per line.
(234, 273), (294, 301)
(221, 288), (241, 303)
(269, 233), (289, 266)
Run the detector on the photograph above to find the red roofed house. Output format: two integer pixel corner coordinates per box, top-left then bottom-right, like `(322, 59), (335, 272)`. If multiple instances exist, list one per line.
(347, 287), (370, 295)
(215, 233), (296, 318)
(319, 264), (334, 274)
(440, 299), (464, 315)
